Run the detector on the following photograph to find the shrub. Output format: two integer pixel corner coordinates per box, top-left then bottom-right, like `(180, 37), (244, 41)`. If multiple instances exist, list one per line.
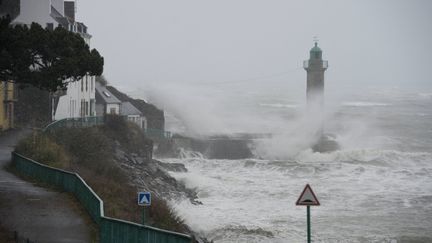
(15, 126), (186, 233)
(15, 132), (71, 169)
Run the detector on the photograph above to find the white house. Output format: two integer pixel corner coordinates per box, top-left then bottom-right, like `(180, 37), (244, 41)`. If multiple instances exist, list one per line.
(95, 82), (121, 115)
(12, 0), (96, 120)
(54, 75), (96, 119)
(120, 102), (147, 130)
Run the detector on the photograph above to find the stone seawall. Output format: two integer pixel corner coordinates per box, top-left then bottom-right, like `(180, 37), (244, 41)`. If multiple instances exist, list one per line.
(156, 136), (255, 159)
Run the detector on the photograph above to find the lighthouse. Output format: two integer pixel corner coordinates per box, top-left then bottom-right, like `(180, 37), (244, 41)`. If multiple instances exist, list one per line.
(303, 41), (338, 152)
(303, 41), (328, 109)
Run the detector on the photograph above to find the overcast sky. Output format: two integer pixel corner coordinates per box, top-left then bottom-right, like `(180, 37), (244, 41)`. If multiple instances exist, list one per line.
(75, 0), (432, 134)
(76, 0), (432, 90)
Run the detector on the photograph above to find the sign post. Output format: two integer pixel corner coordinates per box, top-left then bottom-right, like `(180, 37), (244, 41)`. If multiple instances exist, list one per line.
(296, 184), (320, 243)
(138, 192), (151, 225)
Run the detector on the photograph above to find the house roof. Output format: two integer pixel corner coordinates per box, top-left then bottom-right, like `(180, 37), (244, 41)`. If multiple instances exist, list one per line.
(50, 5), (71, 28)
(121, 102), (143, 116)
(95, 82), (121, 104)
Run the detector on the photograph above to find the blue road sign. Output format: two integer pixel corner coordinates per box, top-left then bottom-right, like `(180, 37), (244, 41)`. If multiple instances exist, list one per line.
(138, 192), (151, 206)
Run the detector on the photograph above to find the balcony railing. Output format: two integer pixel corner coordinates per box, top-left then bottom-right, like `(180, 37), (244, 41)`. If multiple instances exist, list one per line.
(43, 116), (104, 132)
(303, 60), (309, 69)
(303, 60), (328, 69)
(323, 60), (328, 69)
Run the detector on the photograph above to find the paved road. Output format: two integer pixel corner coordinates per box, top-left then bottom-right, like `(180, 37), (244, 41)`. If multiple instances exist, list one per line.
(0, 129), (94, 242)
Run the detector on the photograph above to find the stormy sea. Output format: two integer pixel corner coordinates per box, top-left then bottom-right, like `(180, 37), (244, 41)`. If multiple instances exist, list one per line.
(150, 85), (432, 242)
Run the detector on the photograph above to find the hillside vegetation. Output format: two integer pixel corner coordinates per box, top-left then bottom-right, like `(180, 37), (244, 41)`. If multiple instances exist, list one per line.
(15, 115), (188, 233)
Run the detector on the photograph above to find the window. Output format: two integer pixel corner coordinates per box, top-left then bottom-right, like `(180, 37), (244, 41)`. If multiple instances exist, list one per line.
(3, 82), (7, 101)
(85, 76), (88, 91)
(85, 101), (89, 116)
(3, 103), (7, 118)
(46, 23), (54, 31)
(81, 99), (86, 117)
(110, 108), (116, 114)
(103, 91), (111, 97)
(81, 79), (83, 92)
(90, 99), (94, 116)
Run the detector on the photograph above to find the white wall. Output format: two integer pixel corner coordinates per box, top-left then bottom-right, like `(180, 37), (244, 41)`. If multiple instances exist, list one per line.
(13, 0), (59, 28)
(13, 0), (97, 121)
(142, 116), (147, 130)
(54, 75), (96, 120)
(50, 0), (64, 16)
(127, 115), (141, 128)
(126, 115), (147, 130)
(106, 103), (120, 115)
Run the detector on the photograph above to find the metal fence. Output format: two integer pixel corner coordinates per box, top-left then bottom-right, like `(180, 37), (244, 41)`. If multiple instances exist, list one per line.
(145, 128), (172, 139)
(44, 117), (172, 140)
(12, 152), (191, 243)
(43, 116), (105, 132)
(100, 217), (191, 243)
(13, 231), (37, 243)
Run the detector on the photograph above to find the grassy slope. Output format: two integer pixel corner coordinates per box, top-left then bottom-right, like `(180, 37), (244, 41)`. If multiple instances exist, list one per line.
(15, 115), (188, 233)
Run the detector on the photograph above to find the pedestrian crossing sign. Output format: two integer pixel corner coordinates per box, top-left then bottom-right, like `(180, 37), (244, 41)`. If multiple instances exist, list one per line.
(138, 192), (151, 206)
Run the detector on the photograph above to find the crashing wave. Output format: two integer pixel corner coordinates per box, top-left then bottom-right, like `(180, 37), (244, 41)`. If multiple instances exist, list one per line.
(342, 102), (390, 107)
(178, 148), (205, 159)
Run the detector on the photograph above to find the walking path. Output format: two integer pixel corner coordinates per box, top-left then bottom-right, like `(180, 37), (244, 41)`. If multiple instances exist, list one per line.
(0, 129), (94, 242)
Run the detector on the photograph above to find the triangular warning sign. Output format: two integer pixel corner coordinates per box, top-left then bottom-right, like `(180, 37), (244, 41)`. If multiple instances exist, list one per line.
(296, 184), (320, 206)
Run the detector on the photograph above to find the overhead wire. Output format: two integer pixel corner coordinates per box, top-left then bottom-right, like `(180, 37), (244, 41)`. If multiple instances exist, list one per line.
(193, 66), (303, 86)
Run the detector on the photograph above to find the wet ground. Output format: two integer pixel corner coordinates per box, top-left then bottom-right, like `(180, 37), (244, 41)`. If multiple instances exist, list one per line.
(0, 129), (94, 243)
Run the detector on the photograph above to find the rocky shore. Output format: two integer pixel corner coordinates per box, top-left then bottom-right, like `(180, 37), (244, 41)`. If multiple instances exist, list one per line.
(114, 143), (200, 204)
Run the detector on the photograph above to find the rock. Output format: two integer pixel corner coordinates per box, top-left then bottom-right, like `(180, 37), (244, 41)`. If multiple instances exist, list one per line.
(312, 133), (340, 153)
(155, 136), (255, 159)
(155, 161), (188, 172)
(135, 157), (144, 164)
(115, 146), (200, 204)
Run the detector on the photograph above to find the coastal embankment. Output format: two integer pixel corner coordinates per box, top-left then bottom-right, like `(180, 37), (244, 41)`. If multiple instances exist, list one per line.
(0, 129), (96, 242)
(14, 115), (199, 238)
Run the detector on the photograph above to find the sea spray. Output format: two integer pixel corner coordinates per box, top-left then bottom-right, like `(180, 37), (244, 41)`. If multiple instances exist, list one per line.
(163, 148), (432, 242)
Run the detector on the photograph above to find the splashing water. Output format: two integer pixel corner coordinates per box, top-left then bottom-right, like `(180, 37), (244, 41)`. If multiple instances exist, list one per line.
(154, 87), (432, 242)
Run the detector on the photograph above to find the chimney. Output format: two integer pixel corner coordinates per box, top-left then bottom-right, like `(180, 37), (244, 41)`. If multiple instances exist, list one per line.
(64, 1), (75, 21)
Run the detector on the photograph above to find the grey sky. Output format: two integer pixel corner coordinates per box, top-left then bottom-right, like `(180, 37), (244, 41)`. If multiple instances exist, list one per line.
(76, 0), (432, 134)
(77, 0), (432, 91)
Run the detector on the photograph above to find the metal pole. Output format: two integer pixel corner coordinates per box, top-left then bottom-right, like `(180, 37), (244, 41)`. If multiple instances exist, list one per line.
(307, 206), (311, 243)
(142, 207), (145, 225)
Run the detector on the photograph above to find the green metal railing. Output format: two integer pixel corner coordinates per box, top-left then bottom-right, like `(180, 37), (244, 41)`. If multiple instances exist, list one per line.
(44, 116), (105, 132)
(45, 117), (173, 141)
(11, 152), (192, 243)
(100, 217), (191, 243)
(145, 128), (172, 139)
